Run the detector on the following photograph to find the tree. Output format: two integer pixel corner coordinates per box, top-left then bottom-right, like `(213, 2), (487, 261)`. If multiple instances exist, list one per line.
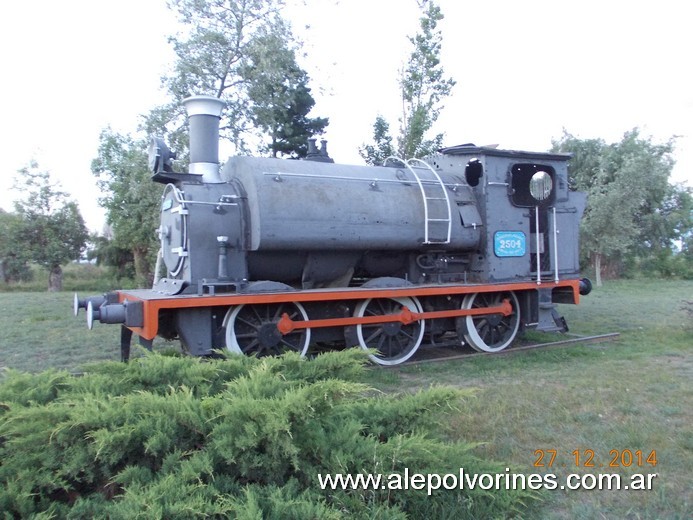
(0, 209), (33, 284)
(579, 183), (640, 286)
(142, 0), (327, 158)
(12, 162), (88, 291)
(551, 129), (685, 285)
(359, 116), (395, 166)
(242, 33), (328, 158)
(88, 230), (136, 282)
(91, 129), (161, 287)
(360, 1), (455, 164)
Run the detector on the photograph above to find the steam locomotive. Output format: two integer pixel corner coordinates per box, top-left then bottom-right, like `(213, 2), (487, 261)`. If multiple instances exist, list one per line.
(76, 95), (591, 365)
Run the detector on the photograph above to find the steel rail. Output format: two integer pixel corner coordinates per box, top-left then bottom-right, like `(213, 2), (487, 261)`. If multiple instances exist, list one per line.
(396, 332), (621, 367)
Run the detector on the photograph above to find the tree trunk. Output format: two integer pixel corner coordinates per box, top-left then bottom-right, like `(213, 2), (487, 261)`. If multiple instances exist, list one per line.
(133, 248), (151, 288)
(48, 264), (63, 292)
(594, 252), (603, 287)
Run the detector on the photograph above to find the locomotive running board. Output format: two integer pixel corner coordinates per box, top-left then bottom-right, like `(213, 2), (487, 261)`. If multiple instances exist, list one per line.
(115, 279), (581, 341)
(276, 300), (513, 335)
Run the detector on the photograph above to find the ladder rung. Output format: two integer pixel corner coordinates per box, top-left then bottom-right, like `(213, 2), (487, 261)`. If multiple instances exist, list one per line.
(425, 197), (447, 201)
(427, 218), (451, 222)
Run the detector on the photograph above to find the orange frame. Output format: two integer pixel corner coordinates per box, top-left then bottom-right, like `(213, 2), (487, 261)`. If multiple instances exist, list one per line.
(118, 279), (581, 340)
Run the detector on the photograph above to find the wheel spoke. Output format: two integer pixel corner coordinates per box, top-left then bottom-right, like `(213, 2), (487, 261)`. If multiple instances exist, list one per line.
(364, 327), (383, 344)
(394, 333), (406, 350)
(279, 338), (297, 350)
(250, 306), (264, 323)
(237, 314), (260, 330)
(399, 328), (415, 342)
(271, 305), (282, 321)
(242, 338), (259, 352)
(489, 326), (497, 345)
(473, 317), (488, 330)
(235, 332), (259, 339)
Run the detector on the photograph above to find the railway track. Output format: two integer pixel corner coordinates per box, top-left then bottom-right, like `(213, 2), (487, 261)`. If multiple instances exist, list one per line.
(400, 332), (621, 366)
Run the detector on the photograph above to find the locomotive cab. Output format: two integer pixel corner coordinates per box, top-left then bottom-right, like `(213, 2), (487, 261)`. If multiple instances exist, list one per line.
(431, 144), (587, 333)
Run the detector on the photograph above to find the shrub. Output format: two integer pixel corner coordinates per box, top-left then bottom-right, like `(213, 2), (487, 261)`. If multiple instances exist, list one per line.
(0, 350), (537, 518)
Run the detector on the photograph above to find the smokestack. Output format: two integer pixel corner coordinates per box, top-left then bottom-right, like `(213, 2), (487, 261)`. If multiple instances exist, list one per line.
(304, 138), (334, 163)
(182, 95), (225, 183)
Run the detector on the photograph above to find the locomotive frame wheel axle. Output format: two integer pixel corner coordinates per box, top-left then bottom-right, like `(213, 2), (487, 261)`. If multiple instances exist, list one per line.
(275, 299), (513, 334)
(98, 279), (579, 342)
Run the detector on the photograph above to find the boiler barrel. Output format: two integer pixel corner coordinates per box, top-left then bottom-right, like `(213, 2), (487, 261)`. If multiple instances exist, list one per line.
(220, 156), (481, 252)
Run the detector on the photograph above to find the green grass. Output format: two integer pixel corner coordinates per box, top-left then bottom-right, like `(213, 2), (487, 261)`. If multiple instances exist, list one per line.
(369, 279), (692, 519)
(0, 278), (690, 518)
(0, 292), (119, 372)
(0, 292), (171, 373)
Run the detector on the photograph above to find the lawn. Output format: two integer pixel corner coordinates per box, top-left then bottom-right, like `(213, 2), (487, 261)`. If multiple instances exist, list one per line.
(370, 279), (692, 519)
(0, 278), (690, 518)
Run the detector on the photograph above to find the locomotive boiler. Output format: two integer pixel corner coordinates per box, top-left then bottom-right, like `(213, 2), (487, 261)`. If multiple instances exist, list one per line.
(76, 95), (591, 365)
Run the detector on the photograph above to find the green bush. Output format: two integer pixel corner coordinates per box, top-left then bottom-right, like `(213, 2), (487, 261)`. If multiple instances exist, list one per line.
(0, 262), (137, 293)
(623, 250), (693, 280)
(0, 350), (537, 518)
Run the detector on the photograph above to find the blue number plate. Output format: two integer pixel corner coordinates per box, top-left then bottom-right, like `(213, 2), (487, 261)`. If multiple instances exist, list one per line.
(494, 231), (526, 257)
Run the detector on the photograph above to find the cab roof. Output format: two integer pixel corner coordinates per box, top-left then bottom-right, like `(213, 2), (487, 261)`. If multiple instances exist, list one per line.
(440, 143), (571, 162)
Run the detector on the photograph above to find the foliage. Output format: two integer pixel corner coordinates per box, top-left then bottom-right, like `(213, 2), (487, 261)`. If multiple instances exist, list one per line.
(11, 162), (88, 291)
(359, 116), (396, 166)
(397, 1), (456, 159)
(143, 0), (327, 159)
(623, 241), (693, 280)
(242, 33), (329, 158)
(551, 129), (691, 284)
(360, 1), (455, 164)
(87, 232), (136, 282)
(0, 209), (33, 283)
(91, 128), (161, 287)
(0, 263), (131, 294)
(0, 350), (536, 518)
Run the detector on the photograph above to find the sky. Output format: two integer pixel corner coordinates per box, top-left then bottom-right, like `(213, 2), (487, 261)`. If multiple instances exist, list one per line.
(1, 0), (691, 233)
